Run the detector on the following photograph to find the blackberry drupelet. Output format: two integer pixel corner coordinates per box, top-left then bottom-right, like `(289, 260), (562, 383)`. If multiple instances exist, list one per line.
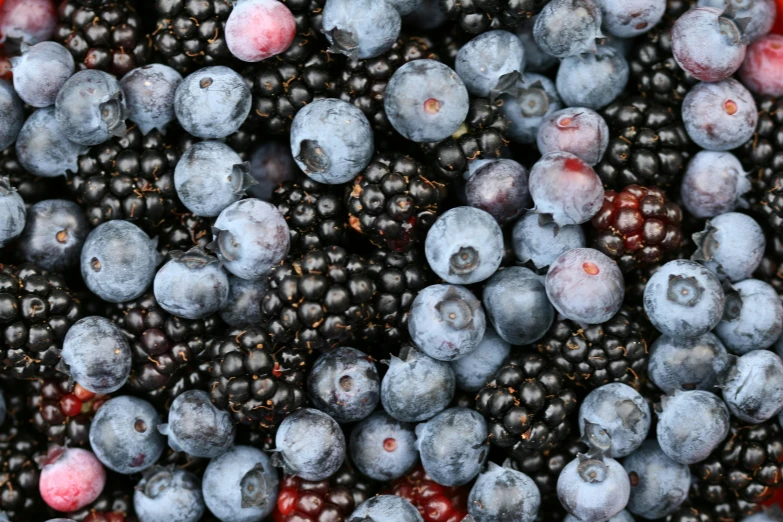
(156, 211), (213, 260)
(439, 0), (551, 34)
(382, 465), (469, 522)
(754, 238), (783, 295)
(670, 485), (761, 522)
(2, 148), (67, 209)
(509, 435), (587, 501)
(69, 480), (135, 522)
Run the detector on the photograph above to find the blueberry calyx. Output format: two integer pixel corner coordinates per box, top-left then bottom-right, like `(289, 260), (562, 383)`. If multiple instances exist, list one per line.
(99, 91), (129, 138)
(169, 246), (221, 269)
(435, 287), (477, 330)
(0, 176), (15, 195)
(449, 246), (479, 275)
(719, 4), (752, 45)
(270, 450), (298, 476)
(517, 81), (553, 118)
(239, 463), (269, 508)
(208, 227), (238, 263)
(666, 274), (704, 307)
(143, 468), (174, 499)
(296, 139), (331, 174)
(691, 222), (718, 263)
(230, 162), (256, 195)
(722, 287), (743, 321)
(576, 453), (609, 483)
(325, 28), (360, 60)
(489, 71), (522, 101)
(581, 419), (612, 457)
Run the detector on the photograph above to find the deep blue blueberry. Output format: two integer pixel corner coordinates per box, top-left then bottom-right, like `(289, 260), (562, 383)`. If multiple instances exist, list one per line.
(483, 267), (553, 345)
(160, 390), (235, 458)
(467, 462), (541, 522)
(120, 64), (182, 135)
(715, 279), (783, 354)
(11, 41), (73, 108)
(0, 177), (25, 248)
(578, 383), (651, 458)
(134, 467), (205, 522)
(18, 199), (88, 271)
(656, 390), (730, 464)
(349, 411), (418, 481)
(556, 454), (630, 522)
(55, 70), (127, 146)
(622, 440), (690, 519)
(15, 106), (88, 178)
(450, 327), (511, 393)
(556, 45), (629, 110)
(680, 151), (751, 218)
(648, 333), (730, 394)
(153, 247), (229, 320)
(62, 316), (132, 394)
(273, 408), (345, 481)
(307, 347), (380, 423)
(321, 0), (401, 59)
(219, 275), (267, 327)
(455, 30), (526, 99)
(174, 66), (251, 139)
(0, 78), (24, 151)
(692, 212), (766, 283)
(722, 350), (783, 423)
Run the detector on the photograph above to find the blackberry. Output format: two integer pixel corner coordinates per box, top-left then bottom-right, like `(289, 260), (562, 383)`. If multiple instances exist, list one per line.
(439, 0), (550, 34)
(382, 465), (469, 522)
(509, 435), (587, 500)
(475, 353), (579, 451)
(156, 211), (213, 260)
(2, 147), (68, 209)
(754, 238), (783, 295)
(68, 480), (135, 522)
(670, 485), (761, 522)
(55, 0), (152, 77)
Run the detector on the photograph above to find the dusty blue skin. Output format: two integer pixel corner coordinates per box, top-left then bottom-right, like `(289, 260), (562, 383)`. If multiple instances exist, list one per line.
(384, 59), (470, 143)
(81, 220), (160, 303)
(274, 408), (345, 481)
(0, 178), (24, 248)
(680, 151), (751, 218)
(289, 98), (374, 184)
(15, 106), (88, 177)
(556, 455), (630, 522)
(424, 207), (503, 285)
(11, 42), (74, 108)
(501, 73), (562, 144)
(247, 141), (298, 200)
(483, 267), (554, 345)
(563, 510), (634, 522)
(220, 275), (266, 327)
(307, 347), (380, 423)
(62, 316), (132, 394)
(556, 45), (629, 110)
(455, 30), (526, 99)
(716, 279), (783, 354)
(656, 390), (730, 464)
(55, 70), (127, 146)
(350, 495), (423, 522)
(416, 407), (489, 487)
(134, 467), (204, 522)
(743, 513), (782, 522)
(153, 247), (229, 320)
(511, 213), (585, 270)
(18, 199), (88, 271)
(0, 79), (24, 151)
(672, 7), (747, 82)
(600, 0), (665, 37)
(648, 333), (730, 394)
(578, 383), (650, 458)
(202, 445), (279, 522)
(722, 350), (783, 423)
(529, 152), (604, 226)
(120, 64), (182, 135)
(534, 0), (604, 58)
(465, 159), (530, 225)
(349, 411), (418, 481)
(89, 396), (164, 474)
(408, 284), (486, 361)
(450, 327), (511, 392)
(381, 344), (455, 422)
(697, 0), (776, 41)
(467, 462), (541, 522)
(174, 66), (251, 139)
(693, 212), (765, 283)
(211, 198), (290, 280)
(517, 17), (558, 72)
(546, 248), (624, 325)
(682, 79), (758, 151)
(159, 390), (235, 458)
(321, 0), (401, 59)
(643, 260), (725, 338)
(622, 440), (690, 519)
(537, 107), (609, 166)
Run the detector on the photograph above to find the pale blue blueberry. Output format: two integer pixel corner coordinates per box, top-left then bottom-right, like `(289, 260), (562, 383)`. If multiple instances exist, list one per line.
(511, 213), (585, 270)
(0, 79), (25, 151)
(120, 64), (182, 134)
(656, 390), (730, 465)
(273, 408), (345, 481)
(322, 0), (401, 59)
(174, 66), (251, 139)
(692, 212), (765, 283)
(680, 151), (751, 219)
(722, 350), (783, 424)
(0, 178), (24, 247)
(501, 73), (561, 144)
(55, 70), (127, 146)
(715, 279), (783, 354)
(450, 327), (511, 392)
(349, 411), (418, 481)
(467, 462), (541, 522)
(455, 30), (526, 99)
(11, 42), (74, 108)
(622, 440), (690, 519)
(307, 347), (380, 423)
(160, 390), (234, 458)
(648, 333), (730, 393)
(578, 383), (651, 458)
(557, 455), (630, 522)
(153, 247), (229, 320)
(134, 468), (205, 522)
(15, 107), (88, 177)
(62, 317), (132, 394)
(556, 45), (629, 110)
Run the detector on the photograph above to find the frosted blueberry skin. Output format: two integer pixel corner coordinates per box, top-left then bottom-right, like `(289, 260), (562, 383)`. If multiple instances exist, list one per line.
(174, 66), (251, 139)
(15, 106), (88, 178)
(656, 390), (730, 465)
(274, 408), (346, 481)
(556, 45), (629, 110)
(564, 510), (634, 522)
(202, 445), (279, 522)
(62, 316), (132, 394)
(622, 440), (690, 519)
(693, 212), (766, 283)
(350, 495), (423, 522)
(744, 513), (782, 522)
(0, 178), (25, 248)
(682, 79), (758, 151)
(517, 17), (559, 73)
(643, 259), (725, 338)
(546, 248), (624, 325)
(80, 220), (160, 303)
(483, 267), (554, 345)
(529, 152), (604, 227)
(381, 344), (455, 423)
(134, 467), (205, 522)
(19, 199), (88, 271)
(537, 107), (609, 166)
(467, 462), (541, 522)
(220, 275), (266, 327)
(722, 350), (783, 423)
(321, 0), (401, 59)
(680, 151), (750, 219)
(511, 213), (585, 270)
(289, 98), (374, 184)
(307, 347), (380, 423)
(384, 59), (470, 143)
(0, 79), (25, 151)
(534, 0), (603, 58)
(648, 333), (730, 394)
(247, 141), (298, 200)
(556, 456), (630, 522)
(160, 390), (235, 458)
(501, 73), (562, 144)
(408, 284), (486, 361)
(599, 0), (666, 37)
(416, 407), (489, 487)
(716, 279), (783, 354)
(10, 41), (74, 108)
(120, 64), (182, 135)
(349, 411), (418, 481)
(578, 383), (651, 458)
(89, 396), (164, 474)
(455, 30), (526, 99)
(450, 327), (511, 392)
(55, 70), (128, 146)
(153, 248), (229, 320)
(465, 159), (530, 225)
(698, 0), (776, 42)
(212, 198), (290, 281)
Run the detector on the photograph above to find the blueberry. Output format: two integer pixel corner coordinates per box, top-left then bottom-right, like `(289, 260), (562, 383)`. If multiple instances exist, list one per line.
(721, 350), (783, 423)
(578, 383), (650, 458)
(516, 17), (558, 73)
(384, 59), (470, 143)
(211, 198), (290, 280)
(466, 462), (540, 522)
(500, 73), (562, 144)
(174, 66), (251, 139)
(202, 445), (279, 522)
(62, 316), (132, 394)
(408, 284), (486, 361)
(81, 220), (160, 303)
(247, 141), (298, 200)
(153, 247), (229, 320)
(715, 279), (783, 354)
(89, 396), (165, 474)
(18, 199), (89, 271)
(134, 467), (205, 522)
(321, 0), (401, 59)
(0, 177), (25, 248)
(546, 248), (624, 325)
(648, 333), (730, 394)
(160, 390), (235, 458)
(450, 327), (511, 392)
(273, 408), (346, 481)
(697, 0), (776, 42)
(349, 410), (418, 481)
(656, 390), (730, 465)
(643, 259), (725, 338)
(0, 78), (24, 151)
(219, 275), (266, 327)
(120, 64), (183, 135)
(465, 159), (530, 225)
(350, 495), (423, 522)
(55, 70), (127, 146)
(387, 0), (423, 15)
(511, 213), (585, 270)
(15, 106), (88, 178)
(10, 41), (74, 108)
(416, 407), (488, 487)
(307, 347), (380, 423)
(534, 0), (604, 58)
(692, 212), (766, 283)
(290, 98), (374, 184)
(743, 513), (782, 522)
(556, 45), (629, 110)
(455, 30), (526, 99)
(682, 79), (757, 151)
(622, 440), (690, 519)
(402, 0), (446, 29)
(381, 344), (455, 422)
(537, 107), (609, 166)
(556, 454), (630, 522)
(599, 0), (666, 37)
(564, 510), (634, 522)
(680, 151), (751, 218)
(483, 267), (554, 345)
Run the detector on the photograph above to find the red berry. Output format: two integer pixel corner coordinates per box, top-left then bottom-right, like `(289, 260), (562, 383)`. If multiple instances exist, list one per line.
(225, 0), (297, 62)
(741, 34), (783, 96)
(59, 393), (82, 417)
(74, 383), (96, 401)
(0, 0), (56, 47)
(39, 446), (106, 512)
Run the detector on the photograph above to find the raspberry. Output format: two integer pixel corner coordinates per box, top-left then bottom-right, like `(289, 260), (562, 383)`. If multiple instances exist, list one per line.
(383, 466), (469, 522)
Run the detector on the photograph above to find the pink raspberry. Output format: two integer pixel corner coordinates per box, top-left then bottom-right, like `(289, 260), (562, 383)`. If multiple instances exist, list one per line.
(39, 446), (106, 512)
(225, 0), (297, 63)
(740, 34), (783, 96)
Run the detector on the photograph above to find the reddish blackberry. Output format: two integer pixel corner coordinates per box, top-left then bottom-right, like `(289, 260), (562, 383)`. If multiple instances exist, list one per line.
(439, 0), (551, 34)
(383, 465), (469, 522)
(55, 0), (152, 77)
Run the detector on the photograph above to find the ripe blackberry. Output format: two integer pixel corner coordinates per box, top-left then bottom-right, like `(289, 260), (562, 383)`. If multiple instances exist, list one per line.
(2, 147), (67, 208)
(476, 353), (579, 451)
(754, 238), (783, 295)
(595, 96), (693, 190)
(591, 184), (684, 272)
(69, 480), (135, 522)
(346, 154), (445, 252)
(509, 435), (587, 500)
(55, 0), (152, 77)
(156, 211), (213, 260)
(439, 0), (550, 34)
(383, 465), (469, 522)
(670, 485), (761, 522)
(0, 263), (83, 380)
